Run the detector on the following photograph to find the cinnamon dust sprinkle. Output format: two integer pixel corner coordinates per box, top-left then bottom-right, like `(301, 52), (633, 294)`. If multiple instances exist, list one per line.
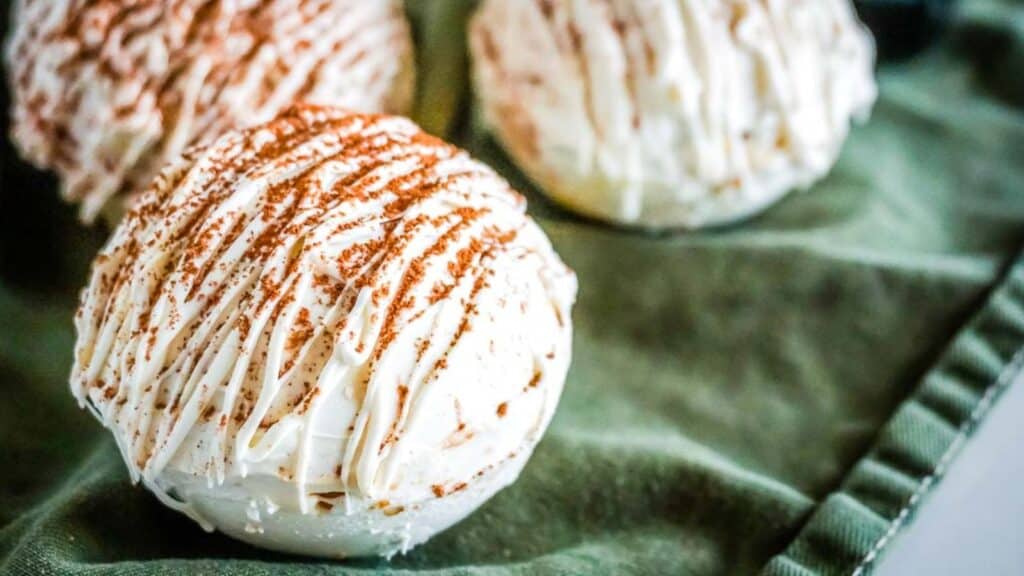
(9, 1), (413, 220)
(72, 104), (575, 491)
(529, 371), (543, 388)
(313, 491), (346, 499)
(383, 505), (405, 517)
(379, 383), (410, 453)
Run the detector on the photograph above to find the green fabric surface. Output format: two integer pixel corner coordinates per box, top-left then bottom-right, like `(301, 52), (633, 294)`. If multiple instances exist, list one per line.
(2, 0), (1024, 574)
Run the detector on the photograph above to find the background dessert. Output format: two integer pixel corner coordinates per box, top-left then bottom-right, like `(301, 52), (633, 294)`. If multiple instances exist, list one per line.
(70, 105), (577, 558)
(470, 0), (877, 229)
(6, 0), (414, 223)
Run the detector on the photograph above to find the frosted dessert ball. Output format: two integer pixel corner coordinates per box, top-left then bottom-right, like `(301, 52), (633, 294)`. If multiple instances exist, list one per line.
(6, 0), (415, 223)
(70, 105), (577, 558)
(469, 0), (877, 229)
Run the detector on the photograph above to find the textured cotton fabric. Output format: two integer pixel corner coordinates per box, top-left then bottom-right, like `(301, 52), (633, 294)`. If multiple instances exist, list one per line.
(2, 1), (1024, 575)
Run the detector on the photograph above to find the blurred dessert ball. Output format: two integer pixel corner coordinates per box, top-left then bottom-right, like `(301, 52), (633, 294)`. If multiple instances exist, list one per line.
(470, 0), (877, 229)
(6, 0), (415, 223)
(71, 105), (577, 558)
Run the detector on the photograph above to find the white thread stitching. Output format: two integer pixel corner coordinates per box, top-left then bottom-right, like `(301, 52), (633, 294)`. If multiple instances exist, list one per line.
(850, 344), (1024, 576)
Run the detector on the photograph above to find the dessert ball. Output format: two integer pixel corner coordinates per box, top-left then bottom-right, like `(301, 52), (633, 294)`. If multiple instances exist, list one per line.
(71, 105), (576, 558)
(470, 0), (877, 228)
(6, 0), (414, 223)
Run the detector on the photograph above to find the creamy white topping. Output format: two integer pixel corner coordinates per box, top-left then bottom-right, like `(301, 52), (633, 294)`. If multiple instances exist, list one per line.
(6, 0), (414, 223)
(470, 0), (877, 228)
(71, 105), (576, 557)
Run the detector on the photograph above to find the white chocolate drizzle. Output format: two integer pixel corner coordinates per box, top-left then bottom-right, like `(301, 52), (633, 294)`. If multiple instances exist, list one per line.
(71, 106), (577, 532)
(470, 0), (877, 228)
(7, 0), (415, 222)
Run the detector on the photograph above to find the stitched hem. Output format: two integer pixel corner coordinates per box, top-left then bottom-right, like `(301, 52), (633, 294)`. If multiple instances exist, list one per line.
(850, 346), (1024, 575)
(760, 251), (1024, 576)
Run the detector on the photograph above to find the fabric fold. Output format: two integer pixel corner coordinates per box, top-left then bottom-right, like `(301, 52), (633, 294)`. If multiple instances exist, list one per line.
(762, 253), (1024, 576)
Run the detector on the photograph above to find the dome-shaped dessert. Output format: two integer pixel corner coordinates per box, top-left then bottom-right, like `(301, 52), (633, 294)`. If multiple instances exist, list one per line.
(470, 0), (877, 228)
(71, 105), (577, 558)
(6, 0), (415, 222)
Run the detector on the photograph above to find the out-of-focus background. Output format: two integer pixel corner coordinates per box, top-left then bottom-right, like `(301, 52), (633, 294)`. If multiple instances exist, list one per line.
(0, 2), (109, 531)
(0, 0), (969, 303)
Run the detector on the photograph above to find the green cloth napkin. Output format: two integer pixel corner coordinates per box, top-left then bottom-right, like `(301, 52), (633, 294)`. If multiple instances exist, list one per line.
(3, 1), (1024, 574)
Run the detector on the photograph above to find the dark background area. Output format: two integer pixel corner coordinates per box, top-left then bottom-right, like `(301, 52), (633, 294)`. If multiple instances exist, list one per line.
(0, 0), (958, 298)
(0, 0), (107, 300)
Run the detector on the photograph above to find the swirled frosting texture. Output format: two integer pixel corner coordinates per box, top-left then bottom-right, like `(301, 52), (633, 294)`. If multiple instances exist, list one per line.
(6, 0), (414, 223)
(71, 106), (576, 557)
(470, 0), (877, 228)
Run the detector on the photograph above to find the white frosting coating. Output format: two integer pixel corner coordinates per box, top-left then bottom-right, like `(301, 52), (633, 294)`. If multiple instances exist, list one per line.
(470, 0), (877, 228)
(6, 0), (414, 223)
(70, 106), (576, 558)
